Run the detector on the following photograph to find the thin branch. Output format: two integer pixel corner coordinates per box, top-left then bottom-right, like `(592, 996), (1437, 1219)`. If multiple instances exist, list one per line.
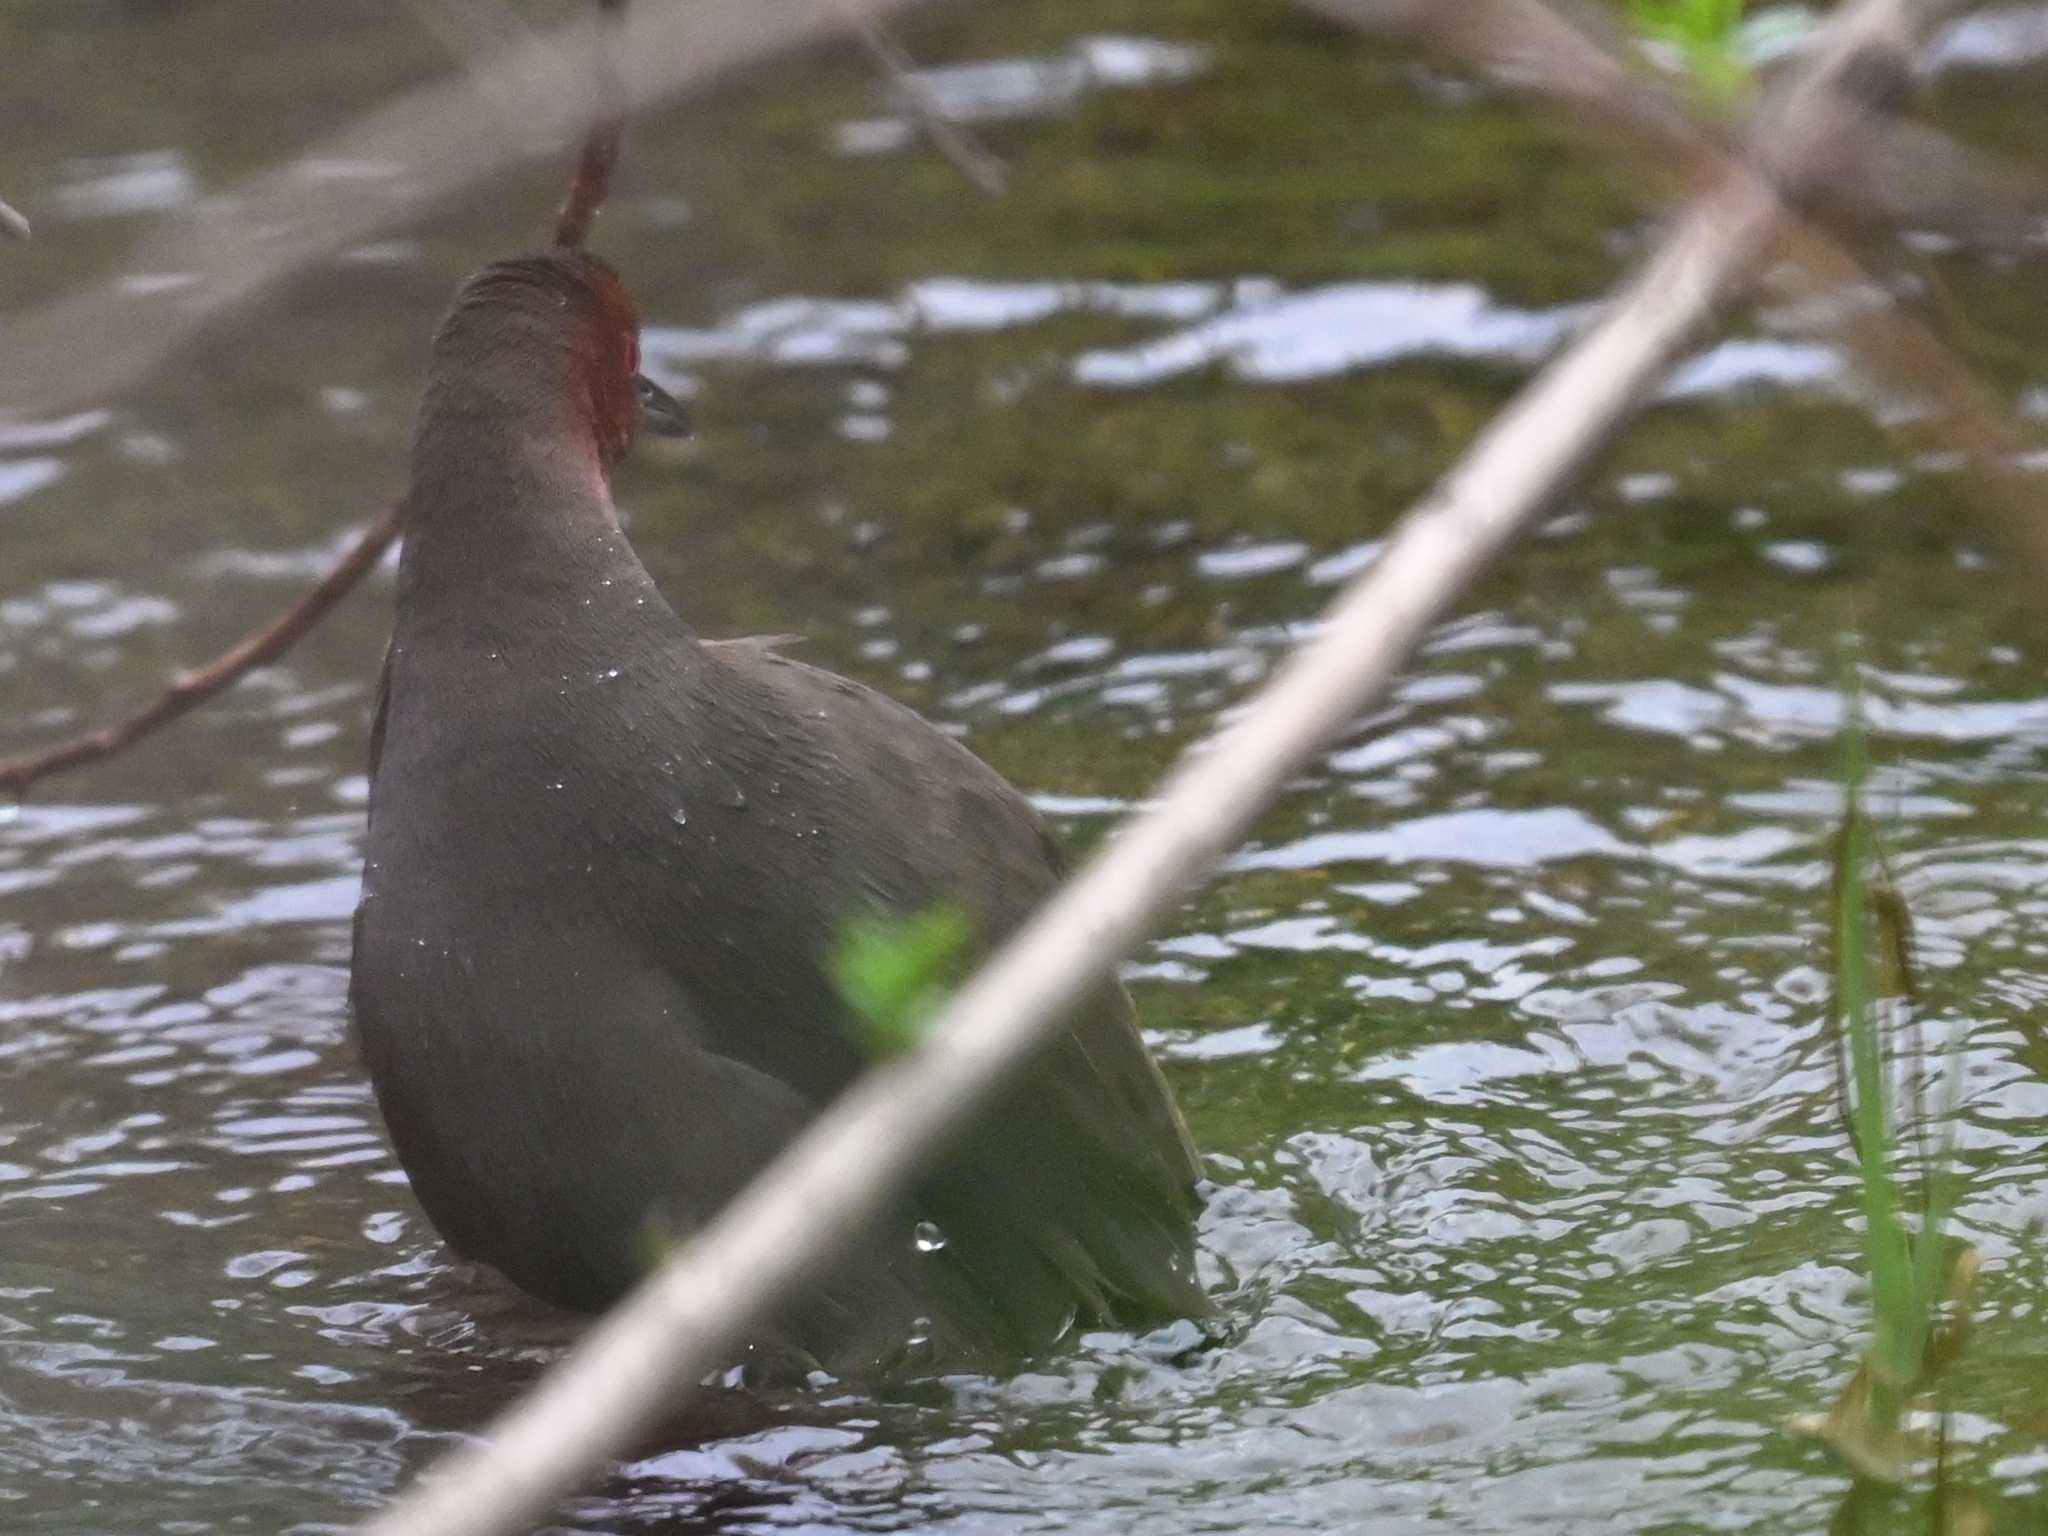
(0, 197), (28, 241)
(351, 4), (1946, 1533)
(553, 0), (629, 247)
(0, 0), (945, 421)
(1295, 0), (2048, 251)
(1776, 229), (2048, 591)
(0, 0), (637, 798)
(1299, 0), (2048, 588)
(395, 0), (564, 173)
(396, 0), (636, 249)
(0, 498), (403, 795)
(552, 114), (623, 247)
(832, 0), (1008, 197)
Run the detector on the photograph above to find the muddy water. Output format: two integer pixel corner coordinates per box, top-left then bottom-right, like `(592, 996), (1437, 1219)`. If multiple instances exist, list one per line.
(3, 1), (2047, 1531)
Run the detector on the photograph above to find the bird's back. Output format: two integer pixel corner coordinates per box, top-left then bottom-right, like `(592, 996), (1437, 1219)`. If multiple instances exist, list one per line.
(353, 551), (1204, 1370)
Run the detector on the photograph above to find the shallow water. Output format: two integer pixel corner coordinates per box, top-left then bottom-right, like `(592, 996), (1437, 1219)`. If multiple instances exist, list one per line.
(4, 1), (2048, 1531)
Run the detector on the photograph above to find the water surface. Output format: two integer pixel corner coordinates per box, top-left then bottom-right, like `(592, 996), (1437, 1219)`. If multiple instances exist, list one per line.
(3, 2), (2048, 1531)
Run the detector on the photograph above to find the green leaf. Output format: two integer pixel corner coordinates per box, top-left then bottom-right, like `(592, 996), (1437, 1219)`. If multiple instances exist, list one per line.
(832, 904), (974, 1058)
(1809, 661), (1979, 1483)
(1628, 0), (1758, 107)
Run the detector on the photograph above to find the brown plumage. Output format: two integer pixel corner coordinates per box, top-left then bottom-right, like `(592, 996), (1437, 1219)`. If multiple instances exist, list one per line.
(349, 252), (1206, 1372)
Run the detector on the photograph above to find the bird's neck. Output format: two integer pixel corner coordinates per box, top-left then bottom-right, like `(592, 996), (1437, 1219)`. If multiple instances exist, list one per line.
(395, 402), (663, 648)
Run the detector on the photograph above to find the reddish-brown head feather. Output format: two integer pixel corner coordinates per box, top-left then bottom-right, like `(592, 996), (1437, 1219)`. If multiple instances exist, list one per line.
(432, 250), (645, 470)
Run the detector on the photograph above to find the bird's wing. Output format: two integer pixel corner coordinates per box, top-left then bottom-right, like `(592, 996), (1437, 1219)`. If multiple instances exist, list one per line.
(364, 640), (394, 790)
(700, 632), (804, 660)
(697, 641), (1210, 1337)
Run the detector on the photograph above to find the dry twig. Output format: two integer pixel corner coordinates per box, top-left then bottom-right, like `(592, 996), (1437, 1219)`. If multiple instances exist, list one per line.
(351, 4), (1952, 1534)
(0, 0), (637, 799)
(0, 0), (941, 422)
(1297, 0), (2048, 585)
(1296, 0), (2048, 250)
(0, 499), (404, 795)
(395, 0), (562, 169)
(832, 0), (1008, 196)
(553, 0), (630, 247)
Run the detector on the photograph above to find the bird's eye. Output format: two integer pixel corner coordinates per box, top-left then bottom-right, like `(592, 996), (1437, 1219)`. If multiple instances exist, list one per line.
(635, 373), (693, 439)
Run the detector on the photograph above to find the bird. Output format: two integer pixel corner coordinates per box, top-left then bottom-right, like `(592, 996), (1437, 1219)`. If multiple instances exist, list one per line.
(349, 250), (1206, 1374)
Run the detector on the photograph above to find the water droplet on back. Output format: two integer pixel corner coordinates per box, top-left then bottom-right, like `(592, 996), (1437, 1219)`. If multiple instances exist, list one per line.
(912, 1220), (946, 1254)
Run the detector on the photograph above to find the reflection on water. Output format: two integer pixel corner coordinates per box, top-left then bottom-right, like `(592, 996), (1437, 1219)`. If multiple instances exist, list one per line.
(641, 277), (1232, 380)
(0, 458), (66, 508)
(1073, 280), (1583, 386)
(1927, 1), (2048, 70)
(51, 152), (199, 223)
(3, 1), (2048, 1533)
(638, 272), (1870, 409)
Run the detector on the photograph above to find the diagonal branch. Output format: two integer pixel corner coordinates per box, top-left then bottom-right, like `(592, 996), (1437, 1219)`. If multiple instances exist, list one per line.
(831, 0), (1008, 196)
(1296, 0), (2048, 251)
(0, 0), (944, 422)
(1297, 0), (2048, 588)
(0, 498), (404, 795)
(0, 0), (638, 799)
(350, 3), (1955, 1534)
(553, 0), (630, 247)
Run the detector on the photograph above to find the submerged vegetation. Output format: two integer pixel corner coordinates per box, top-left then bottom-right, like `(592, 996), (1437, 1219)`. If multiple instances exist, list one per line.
(1792, 684), (1982, 1508)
